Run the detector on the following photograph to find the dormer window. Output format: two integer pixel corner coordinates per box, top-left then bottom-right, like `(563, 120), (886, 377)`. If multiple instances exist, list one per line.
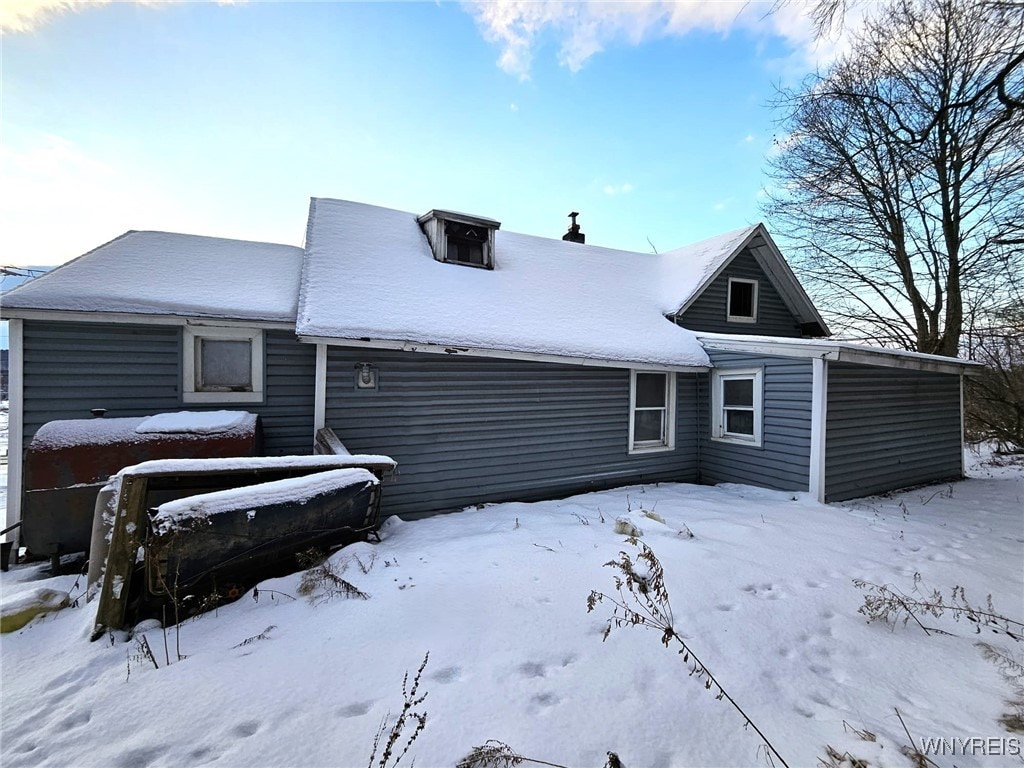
(446, 221), (487, 266)
(418, 209), (500, 270)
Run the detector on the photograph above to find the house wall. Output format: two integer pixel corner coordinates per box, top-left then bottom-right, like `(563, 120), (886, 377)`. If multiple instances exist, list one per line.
(20, 320), (315, 455)
(697, 349), (813, 492)
(824, 362), (962, 501)
(675, 236), (804, 336)
(324, 348), (699, 519)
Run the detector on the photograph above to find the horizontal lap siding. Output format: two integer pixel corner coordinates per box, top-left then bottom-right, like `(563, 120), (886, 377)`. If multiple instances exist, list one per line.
(325, 349), (698, 519)
(824, 363), (961, 501)
(698, 351), (812, 491)
(21, 321), (314, 456)
(676, 238), (803, 337)
(258, 331), (317, 455)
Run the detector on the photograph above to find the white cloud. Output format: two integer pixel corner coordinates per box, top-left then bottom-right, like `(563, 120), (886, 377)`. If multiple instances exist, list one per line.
(742, 134), (755, 144)
(463, 0), (859, 79)
(0, 0), (239, 34)
(0, 132), (192, 265)
(603, 182), (634, 196)
(510, 102), (519, 112)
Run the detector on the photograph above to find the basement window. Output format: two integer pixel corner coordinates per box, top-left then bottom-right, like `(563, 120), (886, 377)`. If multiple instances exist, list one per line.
(727, 278), (758, 323)
(711, 368), (763, 447)
(629, 370), (676, 453)
(183, 327), (264, 403)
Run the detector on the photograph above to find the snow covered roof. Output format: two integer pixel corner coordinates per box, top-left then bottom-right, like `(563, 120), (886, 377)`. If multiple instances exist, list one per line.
(2, 231), (302, 323)
(297, 198), (768, 369)
(697, 332), (982, 374)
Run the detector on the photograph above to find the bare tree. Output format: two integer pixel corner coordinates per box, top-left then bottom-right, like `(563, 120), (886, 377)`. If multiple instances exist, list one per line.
(764, 0), (1024, 355)
(965, 302), (1024, 451)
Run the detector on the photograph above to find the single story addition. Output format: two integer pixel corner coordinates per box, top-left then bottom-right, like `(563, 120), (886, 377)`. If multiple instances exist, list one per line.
(1, 198), (979, 535)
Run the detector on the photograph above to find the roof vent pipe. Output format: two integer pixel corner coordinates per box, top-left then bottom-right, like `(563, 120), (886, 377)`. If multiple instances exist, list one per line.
(562, 211), (585, 244)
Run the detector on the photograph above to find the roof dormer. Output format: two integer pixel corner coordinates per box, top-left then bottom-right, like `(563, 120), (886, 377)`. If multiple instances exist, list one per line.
(417, 209), (501, 270)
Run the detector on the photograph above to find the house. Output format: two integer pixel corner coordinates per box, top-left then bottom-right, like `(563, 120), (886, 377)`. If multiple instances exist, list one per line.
(1, 198), (978, 537)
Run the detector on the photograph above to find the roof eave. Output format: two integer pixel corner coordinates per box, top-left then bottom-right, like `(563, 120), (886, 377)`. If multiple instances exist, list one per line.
(297, 334), (709, 373)
(1, 306), (296, 329)
(697, 334), (981, 375)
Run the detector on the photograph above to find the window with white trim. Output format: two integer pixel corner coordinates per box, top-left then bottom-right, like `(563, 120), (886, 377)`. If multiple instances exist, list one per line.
(711, 367), (763, 446)
(727, 277), (758, 323)
(183, 327), (264, 403)
(629, 371), (676, 453)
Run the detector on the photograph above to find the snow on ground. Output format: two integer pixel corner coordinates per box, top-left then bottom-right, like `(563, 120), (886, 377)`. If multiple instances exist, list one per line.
(1, 450), (1022, 768)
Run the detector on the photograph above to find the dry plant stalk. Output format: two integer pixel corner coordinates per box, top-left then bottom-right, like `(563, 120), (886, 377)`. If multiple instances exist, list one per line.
(297, 549), (370, 605)
(854, 572), (1022, 641)
(368, 652), (429, 768)
(587, 537), (790, 768)
(457, 739), (584, 768)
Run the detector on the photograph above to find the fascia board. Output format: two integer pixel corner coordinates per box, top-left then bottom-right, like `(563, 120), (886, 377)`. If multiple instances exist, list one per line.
(299, 335), (709, 373)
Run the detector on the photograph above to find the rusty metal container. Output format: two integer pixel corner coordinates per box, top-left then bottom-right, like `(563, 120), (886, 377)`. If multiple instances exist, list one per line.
(21, 412), (261, 559)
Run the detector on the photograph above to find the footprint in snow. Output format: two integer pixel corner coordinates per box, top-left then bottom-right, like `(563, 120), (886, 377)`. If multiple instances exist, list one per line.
(519, 662), (546, 679)
(231, 720), (260, 738)
(430, 666), (461, 684)
(338, 701), (374, 718)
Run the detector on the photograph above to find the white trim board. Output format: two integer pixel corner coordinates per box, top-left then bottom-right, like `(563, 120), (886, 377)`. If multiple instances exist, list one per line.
(298, 335), (709, 374)
(314, 344), (327, 437)
(809, 358), (828, 503)
(0, 307), (295, 330)
(5, 319), (24, 536)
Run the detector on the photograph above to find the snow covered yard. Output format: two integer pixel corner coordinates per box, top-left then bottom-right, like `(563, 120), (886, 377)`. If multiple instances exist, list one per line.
(1, 451), (1022, 768)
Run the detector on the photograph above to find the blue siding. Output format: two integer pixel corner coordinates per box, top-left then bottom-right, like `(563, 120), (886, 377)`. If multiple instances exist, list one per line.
(697, 350), (813, 491)
(825, 363), (961, 501)
(676, 236), (804, 336)
(324, 348), (699, 519)
(21, 321), (314, 456)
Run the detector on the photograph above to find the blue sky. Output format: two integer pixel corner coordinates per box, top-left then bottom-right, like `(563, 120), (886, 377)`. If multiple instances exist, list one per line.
(1, 1), (841, 267)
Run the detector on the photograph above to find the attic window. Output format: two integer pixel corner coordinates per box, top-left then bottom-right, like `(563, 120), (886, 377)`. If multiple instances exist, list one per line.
(417, 209), (500, 270)
(445, 221), (488, 267)
(727, 278), (758, 323)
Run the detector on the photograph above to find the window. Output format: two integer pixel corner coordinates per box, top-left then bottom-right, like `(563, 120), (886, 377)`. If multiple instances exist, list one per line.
(183, 327), (264, 403)
(727, 278), (758, 323)
(711, 368), (763, 446)
(629, 370), (676, 453)
(417, 209), (500, 270)
(445, 221), (489, 267)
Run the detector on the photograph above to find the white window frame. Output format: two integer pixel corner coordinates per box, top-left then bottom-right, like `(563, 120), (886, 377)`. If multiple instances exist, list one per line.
(710, 367), (763, 447)
(628, 370), (676, 454)
(183, 326), (264, 403)
(726, 277), (759, 323)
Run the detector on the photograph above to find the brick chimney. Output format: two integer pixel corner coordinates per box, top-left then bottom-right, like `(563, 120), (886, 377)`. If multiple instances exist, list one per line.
(562, 211), (585, 244)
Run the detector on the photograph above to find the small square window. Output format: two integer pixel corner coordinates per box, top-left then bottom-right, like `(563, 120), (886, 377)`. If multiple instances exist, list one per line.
(629, 370), (676, 453)
(711, 368), (763, 446)
(727, 278), (758, 323)
(199, 339), (253, 390)
(183, 327), (264, 403)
